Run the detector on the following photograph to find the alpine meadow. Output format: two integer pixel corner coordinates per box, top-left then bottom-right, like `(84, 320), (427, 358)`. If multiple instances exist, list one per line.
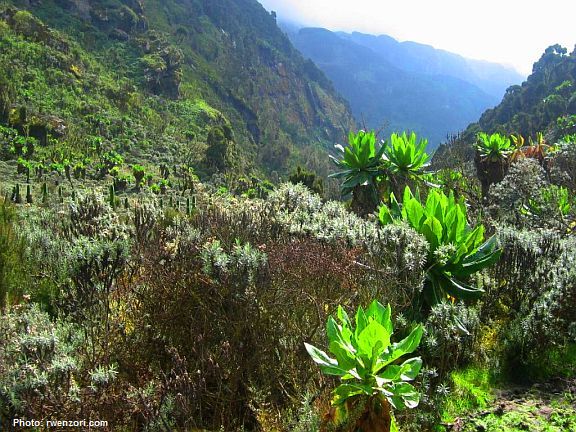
(0, 1), (575, 431)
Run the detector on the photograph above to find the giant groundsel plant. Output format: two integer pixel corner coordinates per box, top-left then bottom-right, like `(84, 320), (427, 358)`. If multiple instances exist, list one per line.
(330, 130), (385, 215)
(379, 187), (502, 306)
(380, 131), (431, 199)
(475, 132), (514, 161)
(305, 301), (423, 431)
(330, 130), (432, 215)
(474, 132), (514, 196)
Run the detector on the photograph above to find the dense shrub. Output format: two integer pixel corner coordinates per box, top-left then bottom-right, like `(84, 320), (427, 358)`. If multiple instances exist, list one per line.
(3, 169), (570, 430)
(1, 183), (427, 430)
(122, 184), (427, 429)
(0, 303), (146, 430)
(1, 168), (574, 430)
(423, 302), (480, 379)
(484, 227), (576, 379)
(0, 200), (27, 308)
(489, 158), (548, 226)
(550, 141), (576, 190)
(0, 305), (81, 423)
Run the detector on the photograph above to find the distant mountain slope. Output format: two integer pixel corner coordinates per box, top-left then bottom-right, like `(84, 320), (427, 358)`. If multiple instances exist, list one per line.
(1, 0), (355, 176)
(285, 26), (523, 150)
(433, 44), (576, 165)
(339, 32), (523, 100)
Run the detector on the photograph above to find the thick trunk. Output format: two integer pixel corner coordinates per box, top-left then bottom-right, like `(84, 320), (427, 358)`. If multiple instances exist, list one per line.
(353, 398), (392, 432)
(350, 184), (379, 218)
(320, 396), (393, 432)
(474, 153), (509, 197)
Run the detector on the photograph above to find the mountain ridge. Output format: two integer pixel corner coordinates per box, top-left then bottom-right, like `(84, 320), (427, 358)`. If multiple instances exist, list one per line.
(339, 31), (523, 99)
(284, 25), (521, 149)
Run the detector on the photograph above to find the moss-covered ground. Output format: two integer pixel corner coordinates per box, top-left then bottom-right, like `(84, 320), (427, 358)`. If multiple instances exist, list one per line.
(439, 367), (576, 432)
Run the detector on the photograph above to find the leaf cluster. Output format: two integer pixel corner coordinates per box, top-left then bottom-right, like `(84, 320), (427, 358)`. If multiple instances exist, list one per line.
(523, 184), (573, 221)
(305, 301), (423, 415)
(330, 130), (385, 196)
(330, 130), (432, 213)
(383, 132), (430, 175)
(379, 188), (501, 305)
(475, 132), (514, 161)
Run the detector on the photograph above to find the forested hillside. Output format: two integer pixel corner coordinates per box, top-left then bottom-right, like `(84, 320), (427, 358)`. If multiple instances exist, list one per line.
(0, 0), (355, 179)
(473, 44), (576, 137)
(434, 44), (576, 165)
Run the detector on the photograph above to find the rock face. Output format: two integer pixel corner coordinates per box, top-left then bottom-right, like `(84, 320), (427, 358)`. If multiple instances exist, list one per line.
(70, 0), (90, 18)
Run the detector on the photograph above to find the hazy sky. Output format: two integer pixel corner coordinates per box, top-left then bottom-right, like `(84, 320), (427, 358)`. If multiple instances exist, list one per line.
(258, 0), (576, 76)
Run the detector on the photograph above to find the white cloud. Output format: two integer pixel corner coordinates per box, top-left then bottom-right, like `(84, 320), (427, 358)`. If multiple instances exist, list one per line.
(259, 0), (576, 75)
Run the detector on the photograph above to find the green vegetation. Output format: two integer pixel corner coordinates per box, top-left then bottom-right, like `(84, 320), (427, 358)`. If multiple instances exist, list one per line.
(464, 405), (576, 432)
(330, 130), (385, 214)
(383, 132), (430, 192)
(474, 132), (514, 196)
(288, 165), (324, 196)
(0, 201), (25, 309)
(527, 344), (576, 381)
(0, 3), (575, 432)
(0, 0), (355, 185)
(131, 164), (145, 188)
(305, 301), (423, 430)
(331, 130), (432, 216)
(475, 132), (514, 161)
(440, 366), (576, 432)
(379, 187), (501, 307)
(441, 366), (495, 423)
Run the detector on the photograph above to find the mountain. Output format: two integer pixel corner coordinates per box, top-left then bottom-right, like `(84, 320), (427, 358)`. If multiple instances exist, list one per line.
(433, 44), (576, 165)
(284, 26), (523, 150)
(0, 0), (355, 178)
(338, 32), (523, 100)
